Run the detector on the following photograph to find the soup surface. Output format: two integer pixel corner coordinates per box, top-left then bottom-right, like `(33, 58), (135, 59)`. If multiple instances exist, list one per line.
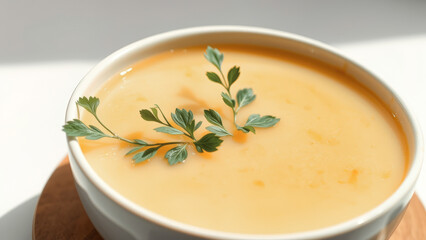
(79, 46), (407, 234)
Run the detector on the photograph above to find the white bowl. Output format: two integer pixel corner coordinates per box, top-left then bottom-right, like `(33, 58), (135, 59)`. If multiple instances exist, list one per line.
(65, 26), (423, 240)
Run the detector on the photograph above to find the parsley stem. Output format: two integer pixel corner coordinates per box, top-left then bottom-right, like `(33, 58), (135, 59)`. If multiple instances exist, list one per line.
(224, 87), (241, 129)
(219, 70), (228, 89)
(233, 110), (239, 128)
(148, 141), (190, 146)
(112, 135), (132, 143)
(110, 135), (189, 147)
(184, 133), (194, 140)
(94, 114), (115, 136)
(187, 132), (196, 141)
(155, 104), (172, 126)
(91, 112), (191, 147)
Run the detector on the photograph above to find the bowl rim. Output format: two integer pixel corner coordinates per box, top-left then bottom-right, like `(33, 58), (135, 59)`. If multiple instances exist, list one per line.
(65, 25), (424, 239)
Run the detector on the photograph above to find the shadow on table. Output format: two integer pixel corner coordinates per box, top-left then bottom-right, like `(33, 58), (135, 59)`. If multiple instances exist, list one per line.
(0, 195), (40, 240)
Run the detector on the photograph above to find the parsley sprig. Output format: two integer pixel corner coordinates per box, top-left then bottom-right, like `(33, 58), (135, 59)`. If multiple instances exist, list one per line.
(63, 46), (280, 166)
(64, 97), (222, 165)
(204, 46), (280, 133)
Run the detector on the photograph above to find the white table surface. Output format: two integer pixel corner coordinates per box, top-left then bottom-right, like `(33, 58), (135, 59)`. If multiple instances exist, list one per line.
(0, 35), (425, 238)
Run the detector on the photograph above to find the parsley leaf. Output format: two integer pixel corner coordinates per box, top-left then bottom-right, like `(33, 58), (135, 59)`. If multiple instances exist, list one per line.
(204, 46), (223, 71)
(171, 108), (200, 139)
(165, 145), (188, 165)
(194, 133), (223, 152)
(140, 109), (162, 124)
(77, 96), (100, 115)
(204, 109), (232, 136)
(63, 119), (106, 140)
(125, 146), (144, 155)
(236, 88), (256, 109)
(195, 121), (202, 131)
(133, 147), (160, 163)
(206, 72), (222, 84)
(154, 126), (184, 135)
(206, 126), (232, 137)
(227, 66), (240, 87)
(221, 92), (235, 108)
(204, 109), (223, 126)
(241, 114), (280, 133)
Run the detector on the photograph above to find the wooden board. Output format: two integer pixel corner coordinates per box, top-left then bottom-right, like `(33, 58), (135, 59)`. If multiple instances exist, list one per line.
(33, 157), (426, 240)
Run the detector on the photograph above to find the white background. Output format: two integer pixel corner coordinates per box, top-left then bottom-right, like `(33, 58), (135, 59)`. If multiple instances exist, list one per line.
(1, 1), (425, 239)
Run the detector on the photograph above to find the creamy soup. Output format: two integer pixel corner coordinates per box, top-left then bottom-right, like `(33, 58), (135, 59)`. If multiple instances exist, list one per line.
(79, 46), (407, 234)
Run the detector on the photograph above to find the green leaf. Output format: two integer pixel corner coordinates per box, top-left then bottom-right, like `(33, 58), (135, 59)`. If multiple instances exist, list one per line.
(171, 108), (196, 136)
(125, 146), (144, 155)
(165, 145), (188, 165)
(195, 145), (203, 153)
(154, 126), (184, 135)
(140, 109), (161, 123)
(194, 133), (223, 152)
(244, 114), (280, 128)
(133, 147), (159, 163)
(221, 92), (235, 108)
(236, 88), (256, 109)
(227, 66), (240, 87)
(77, 96), (100, 115)
(204, 46), (224, 71)
(88, 125), (104, 134)
(204, 109), (232, 136)
(203, 109), (224, 126)
(238, 125), (255, 134)
(63, 119), (106, 140)
(194, 121), (202, 131)
(134, 139), (148, 145)
(204, 109), (223, 127)
(206, 126), (232, 137)
(150, 107), (159, 119)
(206, 72), (222, 84)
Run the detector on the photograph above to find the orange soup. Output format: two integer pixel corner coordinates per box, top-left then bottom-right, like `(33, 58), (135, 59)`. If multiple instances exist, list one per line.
(79, 46), (407, 234)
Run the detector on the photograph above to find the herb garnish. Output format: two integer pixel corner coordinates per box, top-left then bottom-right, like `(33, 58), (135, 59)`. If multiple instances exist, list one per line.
(204, 46), (280, 133)
(203, 109), (232, 136)
(63, 46), (280, 165)
(64, 97), (222, 165)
